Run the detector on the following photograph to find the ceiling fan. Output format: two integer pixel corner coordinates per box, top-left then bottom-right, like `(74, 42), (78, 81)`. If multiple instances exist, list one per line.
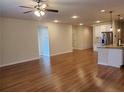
(19, 0), (59, 17)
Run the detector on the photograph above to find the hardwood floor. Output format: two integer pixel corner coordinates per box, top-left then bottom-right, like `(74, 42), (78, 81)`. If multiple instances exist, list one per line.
(0, 49), (124, 92)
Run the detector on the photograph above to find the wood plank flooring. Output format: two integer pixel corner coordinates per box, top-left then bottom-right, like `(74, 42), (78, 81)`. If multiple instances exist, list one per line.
(0, 49), (124, 92)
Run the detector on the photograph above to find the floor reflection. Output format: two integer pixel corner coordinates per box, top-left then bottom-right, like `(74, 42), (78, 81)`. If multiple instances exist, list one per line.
(39, 56), (52, 74)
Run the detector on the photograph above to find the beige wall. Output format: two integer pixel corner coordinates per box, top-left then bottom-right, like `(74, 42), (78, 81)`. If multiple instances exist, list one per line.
(48, 23), (72, 56)
(72, 25), (93, 50)
(38, 23), (73, 56)
(2, 18), (39, 66)
(0, 18), (2, 65)
(0, 17), (73, 66)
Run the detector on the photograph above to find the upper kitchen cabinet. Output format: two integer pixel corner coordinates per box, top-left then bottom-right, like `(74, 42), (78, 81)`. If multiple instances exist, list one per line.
(93, 23), (111, 51)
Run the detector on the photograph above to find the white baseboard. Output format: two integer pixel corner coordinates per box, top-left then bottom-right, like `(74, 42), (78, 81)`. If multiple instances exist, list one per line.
(0, 51), (72, 67)
(98, 63), (120, 68)
(0, 51), (73, 67)
(40, 54), (50, 57)
(73, 47), (92, 50)
(51, 50), (73, 56)
(73, 48), (83, 50)
(0, 57), (40, 67)
(98, 62), (108, 66)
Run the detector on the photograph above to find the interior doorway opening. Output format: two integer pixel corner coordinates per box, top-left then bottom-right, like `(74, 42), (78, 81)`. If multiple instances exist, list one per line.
(38, 26), (50, 56)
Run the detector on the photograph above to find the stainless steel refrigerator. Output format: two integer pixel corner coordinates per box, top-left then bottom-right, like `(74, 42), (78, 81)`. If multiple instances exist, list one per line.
(101, 32), (113, 45)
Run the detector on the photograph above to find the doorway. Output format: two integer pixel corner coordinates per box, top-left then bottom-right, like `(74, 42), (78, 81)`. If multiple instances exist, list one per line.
(38, 26), (50, 56)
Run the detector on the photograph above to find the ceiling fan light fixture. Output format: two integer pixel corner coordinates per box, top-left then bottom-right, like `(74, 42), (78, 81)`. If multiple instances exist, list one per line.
(42, 4), (47, 9)
(34, 10), (45, 17)
(40, 11), (45, 16)
(34, 10), (41, 17)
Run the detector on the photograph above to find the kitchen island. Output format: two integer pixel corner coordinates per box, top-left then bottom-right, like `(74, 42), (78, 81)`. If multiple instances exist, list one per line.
(98, 45), (124, 68)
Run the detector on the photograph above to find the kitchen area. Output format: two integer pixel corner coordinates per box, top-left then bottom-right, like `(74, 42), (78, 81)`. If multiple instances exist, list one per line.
(93, 13), (124, 68)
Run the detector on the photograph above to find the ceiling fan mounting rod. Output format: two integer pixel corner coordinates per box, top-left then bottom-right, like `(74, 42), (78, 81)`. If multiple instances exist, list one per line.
(38, 0), (40, 3)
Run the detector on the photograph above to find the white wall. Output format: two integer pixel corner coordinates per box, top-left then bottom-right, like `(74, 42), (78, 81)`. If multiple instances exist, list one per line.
(0, 17), (73, 66)
(72, 25), (93, 50)
(0, 17), (3, 65)
(2, 18), (39, 66)
(48, 23), (72, 56)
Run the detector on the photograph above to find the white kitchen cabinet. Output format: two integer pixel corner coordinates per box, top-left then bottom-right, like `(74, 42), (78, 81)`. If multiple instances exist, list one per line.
(98, 48), (124, 68)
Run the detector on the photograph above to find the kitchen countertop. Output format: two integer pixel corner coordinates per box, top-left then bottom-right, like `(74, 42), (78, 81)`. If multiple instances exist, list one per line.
(98, 44), (124, 49)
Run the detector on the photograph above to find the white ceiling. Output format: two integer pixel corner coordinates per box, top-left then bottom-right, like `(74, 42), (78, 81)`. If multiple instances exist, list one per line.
(0, 0), (124, 25)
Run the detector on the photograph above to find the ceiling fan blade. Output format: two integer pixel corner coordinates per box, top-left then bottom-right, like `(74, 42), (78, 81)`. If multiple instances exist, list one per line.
(23, 11), (33, 14)
(19, 6), (33, 9)
(45, 9), (59, 13)
(33, 0), (46, 3)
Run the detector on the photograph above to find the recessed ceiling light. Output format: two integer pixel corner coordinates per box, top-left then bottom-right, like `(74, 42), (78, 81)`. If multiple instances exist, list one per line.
(96, 20), (101, 23)
(54, 20), (59, 23)
(100, 10), (106, 13)
(79, 23), (84, 25)
(120, 17), (123, 20)
(117, 29), (121, 32)
(72, 16), (78, 19)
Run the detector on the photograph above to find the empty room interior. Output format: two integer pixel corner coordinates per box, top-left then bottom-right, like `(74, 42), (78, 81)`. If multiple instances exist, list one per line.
(1, 0), (124, 92)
